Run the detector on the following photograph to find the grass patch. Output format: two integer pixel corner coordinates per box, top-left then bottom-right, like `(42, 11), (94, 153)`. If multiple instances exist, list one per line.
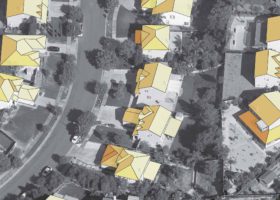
(3, 106), (49, 144)
(116, 6), (136, 38)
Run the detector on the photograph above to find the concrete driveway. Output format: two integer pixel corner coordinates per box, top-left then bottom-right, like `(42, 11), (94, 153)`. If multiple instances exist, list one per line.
(0, 0), (105, 198)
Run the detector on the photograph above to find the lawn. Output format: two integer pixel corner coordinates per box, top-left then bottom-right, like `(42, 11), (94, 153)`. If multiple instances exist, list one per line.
(41, 54), (61, 99)
(106, 88), (132, 107)
(89, 125), (133, 148)
(116, 6), (136, 38)
(3, 106), (49, 145)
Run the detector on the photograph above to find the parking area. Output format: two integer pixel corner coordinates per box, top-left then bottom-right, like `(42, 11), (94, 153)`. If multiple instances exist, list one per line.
(222, 104), (266, 172)
(97, 106), (124, 129)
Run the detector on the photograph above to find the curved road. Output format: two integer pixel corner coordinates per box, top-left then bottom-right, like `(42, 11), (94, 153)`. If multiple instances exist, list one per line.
(0, 0), (105, 198)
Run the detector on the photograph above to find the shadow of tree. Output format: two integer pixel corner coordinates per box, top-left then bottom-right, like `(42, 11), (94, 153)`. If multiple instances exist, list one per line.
(84, 80), (98, 94)
(199, 74), (216, 83)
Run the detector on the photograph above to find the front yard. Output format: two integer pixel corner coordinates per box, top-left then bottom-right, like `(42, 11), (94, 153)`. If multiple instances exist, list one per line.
(116, 5), (137, 38)
(3, 106), (49, 146)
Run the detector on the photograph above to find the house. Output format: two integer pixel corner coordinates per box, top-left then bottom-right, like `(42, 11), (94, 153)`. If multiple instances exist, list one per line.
(0, 73), (40, 109)
(141, 0), (194, 27)
(135, 25), (169, 58)
(46, 196), (64, 200)
(123, 105), (182, 146)
(0, 130), (15, 154)
(101, 144), (161, 182)
(0, 35), (46, 67)
(239, 91), (280, 147)
(6, 0), (49, 27)
(267, 16), (280, 52)
(254, 50), (280, 88)
(135, 62), (183, 110)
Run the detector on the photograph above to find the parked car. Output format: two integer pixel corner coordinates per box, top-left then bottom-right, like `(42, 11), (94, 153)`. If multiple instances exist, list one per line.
(47, 46), (60, 52)
(77, 23), (83, 37)
(71, 135), (82, 144)
(40, 166), (53, 177)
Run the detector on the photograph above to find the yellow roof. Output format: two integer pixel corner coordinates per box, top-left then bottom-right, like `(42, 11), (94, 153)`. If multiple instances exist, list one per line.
(143, 161), (161, 180)
(143, 0), (193, 16)
(255, 50), (280, 78)
(135, 63), (171, 94)
(137, 25), (169, 50)
(0, 73), (39, 103)
(249, 91), (280, 126)
(267, 16), (280, 42)
(101, 145), (160, 181)
(0, 73), (23, 102)
(46, 196), (64, 200)
(123, 105), (182, 137)
(0, 35), (46, 67)
(6, 0), (49, 23)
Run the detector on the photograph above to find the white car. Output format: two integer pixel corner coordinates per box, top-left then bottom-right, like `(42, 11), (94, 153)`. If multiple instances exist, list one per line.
(71, 135), (82, 144)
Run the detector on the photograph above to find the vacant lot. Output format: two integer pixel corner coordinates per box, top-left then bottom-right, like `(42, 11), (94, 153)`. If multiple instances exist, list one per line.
(3, 106), (49, 145)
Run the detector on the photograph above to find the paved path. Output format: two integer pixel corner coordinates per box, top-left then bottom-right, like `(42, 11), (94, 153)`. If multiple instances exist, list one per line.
(0, 0), (104, 198)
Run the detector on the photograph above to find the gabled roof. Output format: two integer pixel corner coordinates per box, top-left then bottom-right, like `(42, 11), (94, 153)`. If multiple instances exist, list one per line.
(6, 0), (49, 23)
(0, 73), (23, 102)
(267, 16), (280, 42)
(249, 91), (280, 126)
(135, 63), (172, 94)
(101, 145), (161, 181)
(142, 0), (193, 16)
(0, 73), (39, 103)
(123, 105), (182, 137)
(0, 35), (46, 67)
(135, 25), (169, 50)
(255, 50), (280, 78)
(46, 196), (64, 200)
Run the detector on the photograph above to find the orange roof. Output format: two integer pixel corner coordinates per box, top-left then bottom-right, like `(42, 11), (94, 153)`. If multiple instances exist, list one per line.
(101, 145), (124, 168)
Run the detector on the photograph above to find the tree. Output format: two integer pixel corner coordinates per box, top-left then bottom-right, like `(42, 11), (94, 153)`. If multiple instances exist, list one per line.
(46, 104), (62, 116)
(97, 0), (119, 12)
(9, 154), (22, 168)
(109, 80), (127, 99)
(76, 111), (96, 137)
(117, 39), (136, 62)
(60, 5), (83, 22)
(86, 49), (120, 70)
(54, 55), (75, 86)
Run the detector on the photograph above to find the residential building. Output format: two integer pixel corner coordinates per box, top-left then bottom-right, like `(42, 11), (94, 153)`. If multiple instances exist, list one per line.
(0, 73), (40, 109)
(0, 130), (15, 154)
(101, 144), (161, 182)
(141, 0), (194, 27)
(267, 16), (280, 52)
(239, 91), (280, 147)
(254, 50), (280, 88)
(46, 196), (64, 200)
(0, 35), (46, 67)
(135, 62), (183, 110)
(123, 105), (182, 146)
(135, 25), (169, 58)
(6, 0), (49, 27)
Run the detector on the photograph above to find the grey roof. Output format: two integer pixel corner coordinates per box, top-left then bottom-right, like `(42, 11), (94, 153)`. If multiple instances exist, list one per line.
(0, 130), (15, 154)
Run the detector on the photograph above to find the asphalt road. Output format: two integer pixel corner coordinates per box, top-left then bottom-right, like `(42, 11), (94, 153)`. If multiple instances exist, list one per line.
(0, 0), (104, 198)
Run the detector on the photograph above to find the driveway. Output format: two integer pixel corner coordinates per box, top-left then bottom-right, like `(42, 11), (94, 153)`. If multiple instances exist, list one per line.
(0, 0), (105, 198)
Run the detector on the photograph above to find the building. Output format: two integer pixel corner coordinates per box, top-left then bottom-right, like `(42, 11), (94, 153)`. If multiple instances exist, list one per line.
(6, 0), (49, 27)
(123, 105), (182, 146)
(0, 35), (46, 67)
(239, 91), (280, 147)
(0, 130), (15, 154)
(135, 25), (170, 58)
(101, 144), (161, 182)
(0, 73), (40, 109)
(135, 62), (183, 110)
(267, 16), (280, 52)
(141, 0), (194, 27)
(254, 50), (280, 88)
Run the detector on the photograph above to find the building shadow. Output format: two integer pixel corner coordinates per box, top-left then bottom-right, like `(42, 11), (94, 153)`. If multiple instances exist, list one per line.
(241, 52), (255, 86)
(125, 69), (136, 95)
(115, 107), (127, 124)
(94, 143), (106, 165)
(239, 88), (267, 109)
(0, 0), (7, 25)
